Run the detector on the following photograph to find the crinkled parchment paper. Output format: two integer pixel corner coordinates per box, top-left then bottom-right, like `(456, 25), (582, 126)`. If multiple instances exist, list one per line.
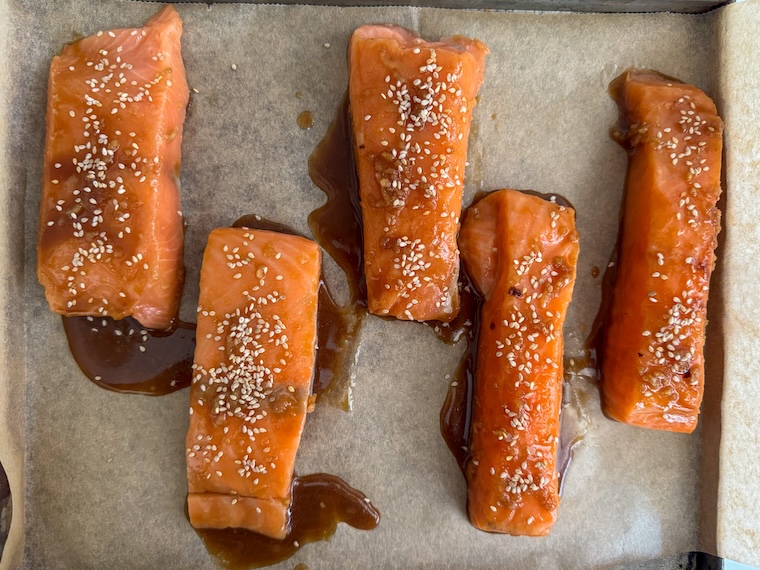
(0, 0), (757, 568)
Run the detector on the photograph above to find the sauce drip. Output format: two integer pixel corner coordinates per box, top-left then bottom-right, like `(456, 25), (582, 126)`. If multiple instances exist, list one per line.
(194, 473), (380, 570)
(564, 348), (599, 386)
(232, 214), (304, 237)
(312, 284), (361, 410)
(307, 94), (366, 310)
(62, 315), (194, 395)
(297, 111), (313, 130)
(521, 189), (575, 211)
(438, 277), (481, 472)
(586, 245), (620, 385)
(306, 94), (367, 410)
(232, 214), (359, 410)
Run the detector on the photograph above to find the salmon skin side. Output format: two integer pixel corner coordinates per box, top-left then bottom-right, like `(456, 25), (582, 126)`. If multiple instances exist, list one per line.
(348, 25), (488, 322)
(601, 69), (723, 433)
(37, 5), (189, 330)
(460, 189), (579, 536)
(186, 228), (321, 539)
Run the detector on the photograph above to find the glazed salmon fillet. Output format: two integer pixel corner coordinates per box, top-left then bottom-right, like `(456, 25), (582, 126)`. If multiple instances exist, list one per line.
(601, 70), (723, 433)
(348, 25), (488, 322)
(37, 5), (189, 330)
(186, 228), (321, 539)
(460, 190), (579, 536)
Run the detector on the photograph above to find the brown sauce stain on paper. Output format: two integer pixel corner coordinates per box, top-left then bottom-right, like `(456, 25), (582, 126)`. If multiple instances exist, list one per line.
(194, 473), (380, 569)
(297, 111), (313, 130)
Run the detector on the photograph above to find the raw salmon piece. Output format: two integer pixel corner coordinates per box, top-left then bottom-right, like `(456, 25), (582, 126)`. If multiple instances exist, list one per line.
(348, 26), (488, 322)
(186, 228), (321, 539)
(460, 190), (579, 536)
(37, 5), (189, 330)
(602, 70), (723, 433)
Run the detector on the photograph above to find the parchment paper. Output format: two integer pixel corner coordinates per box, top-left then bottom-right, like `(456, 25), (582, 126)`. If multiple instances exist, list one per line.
(0, 0), (756, 568)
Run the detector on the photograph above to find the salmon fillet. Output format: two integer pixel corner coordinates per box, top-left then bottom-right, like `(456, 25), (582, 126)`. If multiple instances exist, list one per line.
(601, 70), (723, 433)
(37, 5), (189, 330)
(460, 190), (579, 536)
(348, 25), (488, 322)
(186, 228), (321, 539)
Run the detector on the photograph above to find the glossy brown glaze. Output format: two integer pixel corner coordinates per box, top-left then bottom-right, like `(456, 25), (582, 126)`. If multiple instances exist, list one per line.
(233, 214), (358, 409)
(590, 265), (600, 279)
(306, 95), (368, 409)
(439, 277), (481, 472)
(587, 253), (618, 386)
(521, 190), (575, 211)
(307, 94), (366, 310)
(62, 315), (194, 395)
(232, 214), (304, 237)
(313, 283), (361, 410)
(297, 110), (313, 130)
(194, 473), (380, 570)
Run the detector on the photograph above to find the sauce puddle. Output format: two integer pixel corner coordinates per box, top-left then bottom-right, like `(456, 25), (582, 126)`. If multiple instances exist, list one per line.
(307, 93), (366, 309)
(307, 93), (366, 410)
(62, 315), (195, 396)
(194, 474), (380, 570)
(438, 276), (481, 473)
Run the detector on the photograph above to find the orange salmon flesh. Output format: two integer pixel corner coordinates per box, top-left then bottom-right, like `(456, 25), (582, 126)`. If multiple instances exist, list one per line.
(460, 189), (579, 536)
(601, 69), (723, 433)
(37, 6), (189, 330)
(186, 228), (321, 539)
(349, 25), (488, 322)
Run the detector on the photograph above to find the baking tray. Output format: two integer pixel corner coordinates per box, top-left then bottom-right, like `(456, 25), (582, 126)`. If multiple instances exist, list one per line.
(0, 0), (758, 568)
(188, 0), (730, 12)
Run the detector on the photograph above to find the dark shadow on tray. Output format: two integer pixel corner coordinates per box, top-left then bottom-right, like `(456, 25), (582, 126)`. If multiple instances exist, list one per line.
(0, 459), (11, 561)
(696, 12), (727, 557)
